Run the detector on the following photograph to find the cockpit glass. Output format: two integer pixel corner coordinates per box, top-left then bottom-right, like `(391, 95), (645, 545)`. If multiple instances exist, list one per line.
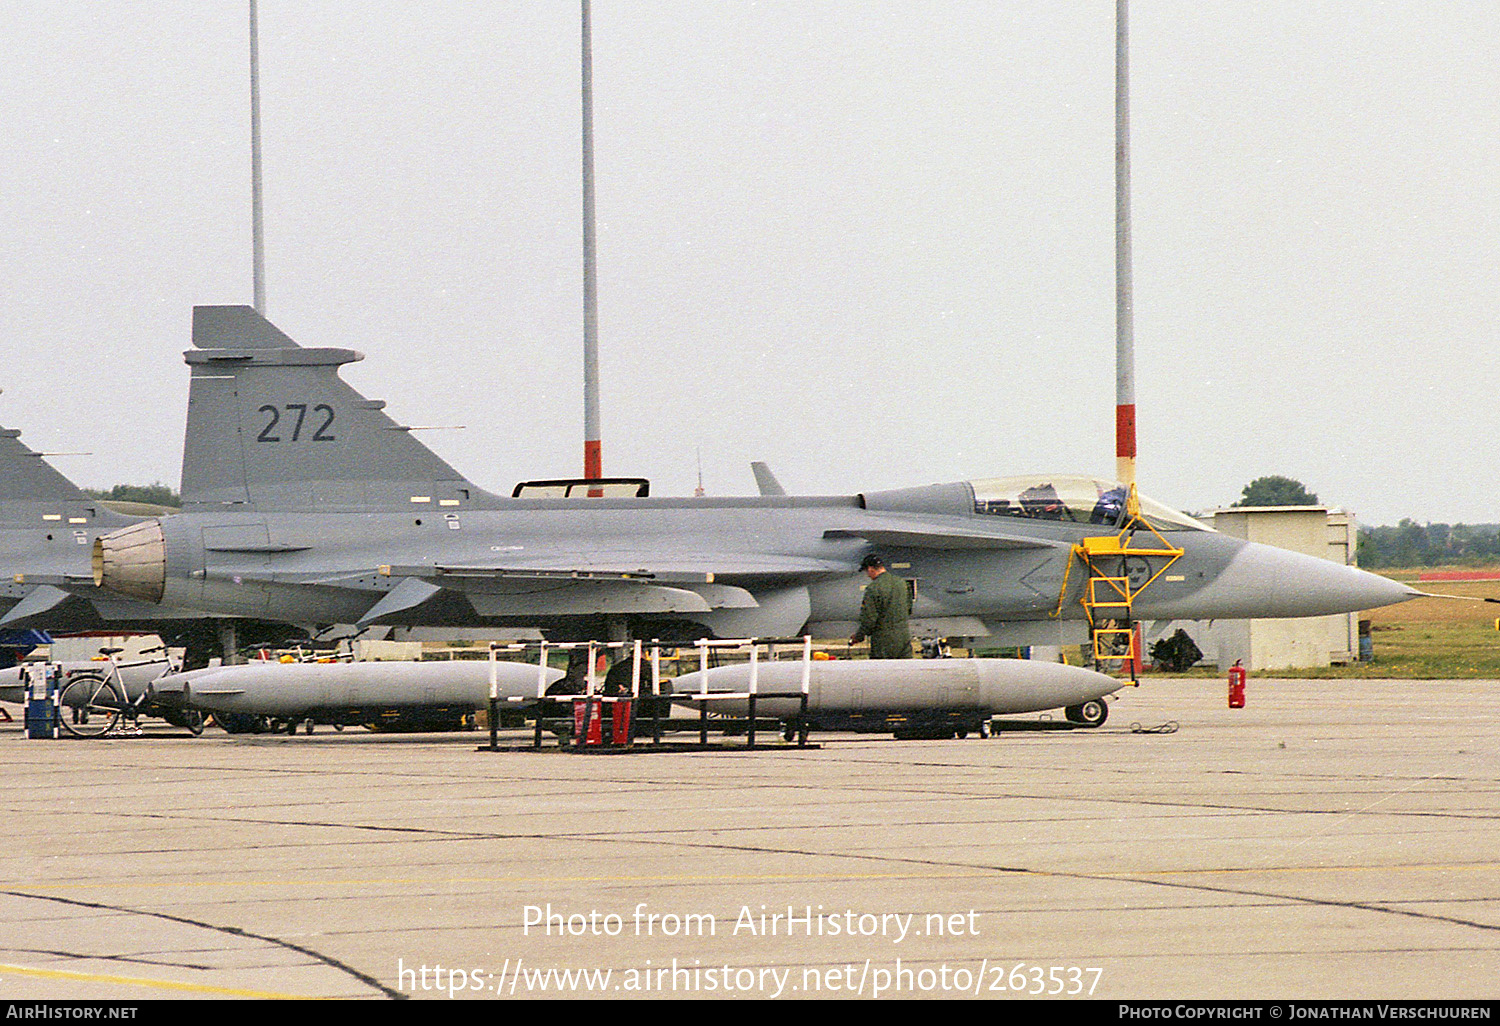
(969, 476), (1209, 532)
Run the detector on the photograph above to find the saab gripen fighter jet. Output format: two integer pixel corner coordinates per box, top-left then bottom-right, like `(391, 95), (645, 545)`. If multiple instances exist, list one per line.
(0, 420), (322, 669)
(93, 307), (1417, 645)
(0, 424), (190, 635)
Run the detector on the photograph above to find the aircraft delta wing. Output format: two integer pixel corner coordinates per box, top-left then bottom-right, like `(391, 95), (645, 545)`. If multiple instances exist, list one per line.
(94, 306), (1418, 644)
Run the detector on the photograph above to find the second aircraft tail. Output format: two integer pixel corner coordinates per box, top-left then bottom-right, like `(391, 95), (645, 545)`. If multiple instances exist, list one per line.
(180, 306), (494, 511)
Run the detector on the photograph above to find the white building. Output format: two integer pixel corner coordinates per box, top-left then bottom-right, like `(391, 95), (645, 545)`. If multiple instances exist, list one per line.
(1158, 506), (1360, 671)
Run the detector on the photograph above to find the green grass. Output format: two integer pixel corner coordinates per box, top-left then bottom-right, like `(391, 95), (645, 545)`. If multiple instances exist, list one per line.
(1140, 621), (1500, 680)
(1296, 622), (1500, 679)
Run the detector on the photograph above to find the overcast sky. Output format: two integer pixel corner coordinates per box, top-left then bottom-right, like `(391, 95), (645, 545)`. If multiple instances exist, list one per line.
(1, 2), (1495, 526)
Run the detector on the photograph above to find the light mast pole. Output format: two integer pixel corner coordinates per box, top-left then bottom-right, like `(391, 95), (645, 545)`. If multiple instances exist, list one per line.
(582, 0), (602, 481)
(250, 0), (266, 316)
(1115, 0), (1136, 488)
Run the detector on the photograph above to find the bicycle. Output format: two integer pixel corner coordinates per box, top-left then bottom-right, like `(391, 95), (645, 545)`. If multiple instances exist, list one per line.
(55, 645), (197, 738)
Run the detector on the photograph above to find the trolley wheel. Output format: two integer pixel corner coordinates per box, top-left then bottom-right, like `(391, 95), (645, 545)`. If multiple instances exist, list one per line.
(216, 712), (270, 734)
(57, 674), (125, 738)
(1064, 699), (1108, 727)
(160, 707), (204, 735)
(979, 720), (992, 739)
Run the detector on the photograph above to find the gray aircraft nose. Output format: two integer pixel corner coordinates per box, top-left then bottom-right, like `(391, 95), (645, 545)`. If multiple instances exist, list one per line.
(1143, 541), (1419, 620)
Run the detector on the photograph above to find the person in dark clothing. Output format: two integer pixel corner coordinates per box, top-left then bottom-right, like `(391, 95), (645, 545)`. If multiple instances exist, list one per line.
(603, 650), (645, 696)
(849, 553), (913, 659)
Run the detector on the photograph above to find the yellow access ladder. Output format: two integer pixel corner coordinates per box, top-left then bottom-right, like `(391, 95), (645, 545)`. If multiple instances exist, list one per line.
(1053, 486), (1185, 675)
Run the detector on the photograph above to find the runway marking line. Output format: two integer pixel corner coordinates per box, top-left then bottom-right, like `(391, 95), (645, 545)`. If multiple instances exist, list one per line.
(0, 962), (312, 999)
(3, 871), (992, 892)
(1101, 863), (1500, 879)
(7, 861), (1495, 895)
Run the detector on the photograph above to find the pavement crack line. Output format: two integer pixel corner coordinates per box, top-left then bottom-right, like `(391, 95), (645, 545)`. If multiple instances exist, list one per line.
(536, 831), (1500, 937)
(0, 889), (405, 1000)
(6, 948), (216, 972)
(59, 808), (1500, 928)
(1099, 873), (1500, 935)
(24, 814), (1498, 948)
(101, 809), (1500, 937)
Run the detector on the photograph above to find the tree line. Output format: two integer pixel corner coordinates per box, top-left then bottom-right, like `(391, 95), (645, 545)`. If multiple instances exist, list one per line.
(1356, 521), (1500, 569)
(1232, 476), (1496, 569)
(84, 482), (180, 508)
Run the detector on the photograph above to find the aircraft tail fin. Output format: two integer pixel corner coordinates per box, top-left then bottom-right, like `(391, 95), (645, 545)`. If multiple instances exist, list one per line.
(0, 427), (89, 503)
(0, 424), (137, 530)
(190, 304), (300, 350)
(181, 305), (492, 510)
(751, 461), (787, 497)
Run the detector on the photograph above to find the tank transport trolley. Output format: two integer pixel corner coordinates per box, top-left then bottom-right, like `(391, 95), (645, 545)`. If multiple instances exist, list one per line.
(485, 636), (815, 752)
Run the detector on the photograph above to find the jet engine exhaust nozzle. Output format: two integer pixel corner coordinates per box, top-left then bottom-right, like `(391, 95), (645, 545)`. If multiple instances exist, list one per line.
(93, 520), (167, 604)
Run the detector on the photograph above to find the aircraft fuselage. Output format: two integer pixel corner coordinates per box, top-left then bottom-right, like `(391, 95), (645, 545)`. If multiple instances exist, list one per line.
(98, 484), (1414, 643)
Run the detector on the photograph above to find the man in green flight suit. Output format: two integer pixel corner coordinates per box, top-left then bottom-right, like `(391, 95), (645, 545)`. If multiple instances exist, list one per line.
(849, 553), (913, 659)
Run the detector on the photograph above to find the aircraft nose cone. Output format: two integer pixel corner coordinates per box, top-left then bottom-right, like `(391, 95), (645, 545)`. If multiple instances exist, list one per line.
(1198, 542), (1419, 619)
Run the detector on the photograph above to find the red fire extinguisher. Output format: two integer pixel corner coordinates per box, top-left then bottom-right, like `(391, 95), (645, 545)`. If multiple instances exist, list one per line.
(1227, 660), (1246, 709)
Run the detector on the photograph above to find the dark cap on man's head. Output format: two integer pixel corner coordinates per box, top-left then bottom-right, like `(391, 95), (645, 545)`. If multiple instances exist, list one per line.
(859, 553), (884, 570)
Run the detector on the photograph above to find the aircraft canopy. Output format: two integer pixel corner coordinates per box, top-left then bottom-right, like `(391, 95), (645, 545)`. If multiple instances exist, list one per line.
(969, 476), (1209, 532)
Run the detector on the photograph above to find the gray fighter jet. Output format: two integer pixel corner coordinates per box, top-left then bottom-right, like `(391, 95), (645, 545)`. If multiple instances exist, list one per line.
(0, 424), (188, 633)
(93, 307), (1417, 645)
(0, 420), (317, 664)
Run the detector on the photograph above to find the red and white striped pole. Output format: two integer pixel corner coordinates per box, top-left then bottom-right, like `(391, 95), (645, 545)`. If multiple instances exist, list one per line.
(1115, 0), (1136, 491)
(582, 0), (603, 485)
(1116, 0), (1143, 674)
